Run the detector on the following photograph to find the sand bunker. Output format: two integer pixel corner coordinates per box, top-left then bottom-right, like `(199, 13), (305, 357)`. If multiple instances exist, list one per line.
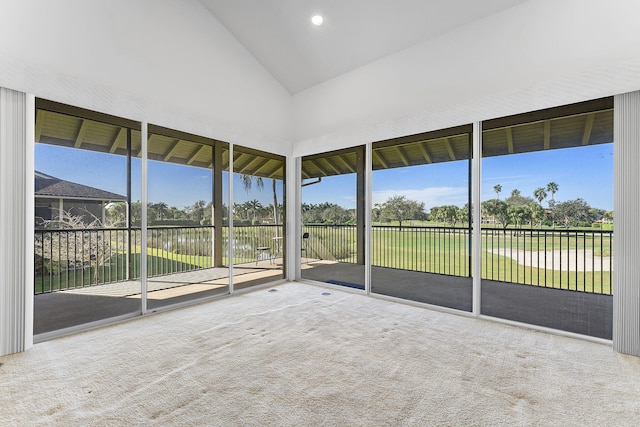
(487, 248), (611, 272)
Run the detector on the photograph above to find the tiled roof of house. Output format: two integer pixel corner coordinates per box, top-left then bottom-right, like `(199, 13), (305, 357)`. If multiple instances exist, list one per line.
(35, 171), (126, 201)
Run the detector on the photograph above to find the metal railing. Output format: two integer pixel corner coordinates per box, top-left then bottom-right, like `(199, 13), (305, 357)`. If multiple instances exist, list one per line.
(301, 224), (612, 295)
(372, 225), (470, 277)
(232, 224), (283, 264)
(34, 223), (612, 295)
(34, 224), (283, 294)
(482, 227), (612, 294)
(301, 224), (358, 263)
(35, 227), (135, 294)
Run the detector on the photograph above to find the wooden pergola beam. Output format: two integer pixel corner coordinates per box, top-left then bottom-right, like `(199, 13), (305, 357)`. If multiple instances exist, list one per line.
(543, 121), (551, 150)
(335, 155), (355, 173)
(74, 120), (89, 148)
(444, 138), (456, 160)
(308, 158), (329, 176)
(35, 110), (44, 142)
(267, 165), (283, 179)
(506, 127), (514, 154)
(417, 142), (432, 164)
(323, 158), (342, 175)
(250, 157), (272, 175)
(372, 149), (389, 169)
(340, 152), (358, 173)
(109, 128), (126, 153)
(396, 146), (410, 166)
(233, 153), (255, 174)
(186, 144), (208, 165)
(582, 113), (596, 145)
(162, 139), (182, 161)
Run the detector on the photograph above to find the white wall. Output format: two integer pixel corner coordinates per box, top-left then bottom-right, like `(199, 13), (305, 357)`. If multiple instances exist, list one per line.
(0, 0), (293, 154)
(292, 0), (640, 156)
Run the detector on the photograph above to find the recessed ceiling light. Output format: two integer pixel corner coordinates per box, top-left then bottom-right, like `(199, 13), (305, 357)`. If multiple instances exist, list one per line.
(311, 14), (323, 26)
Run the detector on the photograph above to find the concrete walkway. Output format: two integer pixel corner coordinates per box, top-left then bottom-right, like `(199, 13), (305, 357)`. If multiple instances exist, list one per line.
(300, 260), (612, 339)
(34, 260), (284, 336)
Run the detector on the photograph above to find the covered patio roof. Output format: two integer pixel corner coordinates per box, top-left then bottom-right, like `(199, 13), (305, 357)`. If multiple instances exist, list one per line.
(302, 97), (613, 178)
(35, 99), (285, 180)
(36, 97), (612, 182)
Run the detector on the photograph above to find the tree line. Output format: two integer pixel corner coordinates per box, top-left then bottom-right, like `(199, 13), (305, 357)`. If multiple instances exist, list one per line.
(484, 182), (611, 229)
(106, 200), (284, 227)
(302, 182), (611, 229)
(103, 182), (610, 230)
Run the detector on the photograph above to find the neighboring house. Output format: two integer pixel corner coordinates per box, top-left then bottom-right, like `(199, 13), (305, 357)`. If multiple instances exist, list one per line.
(35, 171), (126, 228)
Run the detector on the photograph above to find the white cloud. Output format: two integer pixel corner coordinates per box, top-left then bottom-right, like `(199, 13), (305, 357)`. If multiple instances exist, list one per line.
(373, 187), (468, 211)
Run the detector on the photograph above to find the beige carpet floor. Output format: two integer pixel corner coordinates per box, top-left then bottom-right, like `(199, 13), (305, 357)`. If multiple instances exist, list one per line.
(2, 282), (640, 426)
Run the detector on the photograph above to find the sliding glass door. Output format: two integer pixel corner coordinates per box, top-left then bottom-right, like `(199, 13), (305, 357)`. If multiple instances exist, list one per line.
(34, 99), (142, 335)
(370, 126), (473, 311)
(232, 145), (286, 290)
(301, 146), (366, 290)
(145, 126), (229, 310)
(480, 98), (614, 339)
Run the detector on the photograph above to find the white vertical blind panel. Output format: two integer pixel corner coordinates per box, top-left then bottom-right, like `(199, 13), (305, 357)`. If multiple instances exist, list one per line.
(0, 88), (30, 356)
(613, 91), (640, 356)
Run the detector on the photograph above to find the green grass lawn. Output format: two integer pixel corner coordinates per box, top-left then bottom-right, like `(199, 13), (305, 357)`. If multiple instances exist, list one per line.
(305, 225), (612, 295)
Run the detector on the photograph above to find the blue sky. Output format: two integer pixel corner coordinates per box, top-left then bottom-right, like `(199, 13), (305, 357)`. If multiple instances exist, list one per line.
(36, 144), (285, 209)
(303, 143), (613, 211)
(36, 142), (613, 211)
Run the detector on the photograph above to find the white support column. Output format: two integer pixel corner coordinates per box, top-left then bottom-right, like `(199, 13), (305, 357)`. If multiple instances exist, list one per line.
(613, 91), (640, 356)
(210, 146), (215, 269)
(0, 88), (34, 356)
(472, 122), (482, 316)
(365, 142), (372, 294)
(140, 122), (148, 314)
(228, 144), (234, 293)
(288, 156), (301, 281)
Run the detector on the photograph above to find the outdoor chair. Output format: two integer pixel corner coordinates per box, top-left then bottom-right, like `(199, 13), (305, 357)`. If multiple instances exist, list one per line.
(255, 239), (272, 265)
(301, 232), (310, 263)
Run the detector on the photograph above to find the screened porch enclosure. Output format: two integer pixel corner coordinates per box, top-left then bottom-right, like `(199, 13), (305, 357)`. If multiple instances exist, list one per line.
(34, 99), (286, 336)
(299, 98), (613, 339)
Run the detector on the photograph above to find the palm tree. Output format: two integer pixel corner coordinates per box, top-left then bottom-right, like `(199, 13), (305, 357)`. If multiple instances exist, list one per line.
(493, 184), (502, 200)
(528, 202), (544, 228)
(246, 199), (263, 223)
(270, 179), (279, 226)
(153, 202), (169, 221)
(546, 182), (559, 228)
(533, 187), (547, 205)
(241, 174), (281, 236)
(546, 182), (559, 204)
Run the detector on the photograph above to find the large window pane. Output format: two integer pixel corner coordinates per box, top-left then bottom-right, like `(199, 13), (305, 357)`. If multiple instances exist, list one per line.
(301, 146), (365, 290)
(145, 126), (229, 310)
(34, 99), (142, 336)
(232, 146), (285, 290)
(480, 98), (614, 338)
(371, 126), (473, 311)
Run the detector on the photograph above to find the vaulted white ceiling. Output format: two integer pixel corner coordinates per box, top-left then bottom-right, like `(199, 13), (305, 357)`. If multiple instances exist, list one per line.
(200, 0), (530, 94)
